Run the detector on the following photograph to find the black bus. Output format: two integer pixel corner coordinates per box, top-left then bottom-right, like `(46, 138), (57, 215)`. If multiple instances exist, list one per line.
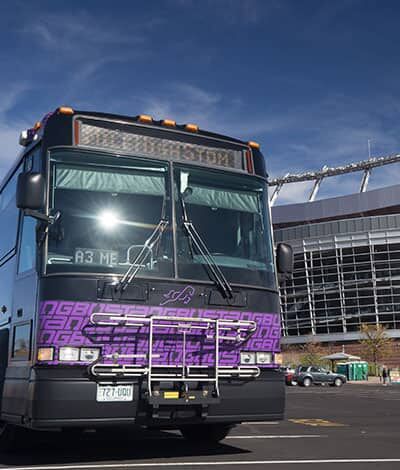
(0, 107), (292, 449)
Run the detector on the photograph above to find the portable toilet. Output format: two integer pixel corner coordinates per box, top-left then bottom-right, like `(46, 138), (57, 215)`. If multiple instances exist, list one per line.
(360, 362), (368, 380)
(336, 362), (368, 381)
(336, 363), (348, 378)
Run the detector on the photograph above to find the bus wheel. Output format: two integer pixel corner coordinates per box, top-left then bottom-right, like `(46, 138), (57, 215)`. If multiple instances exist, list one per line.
(179, 424), (233, 445)
(0, 422), (18, 452)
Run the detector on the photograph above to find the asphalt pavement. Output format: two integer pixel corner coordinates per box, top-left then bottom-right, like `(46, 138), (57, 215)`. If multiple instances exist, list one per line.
(1, 383), (400, 469)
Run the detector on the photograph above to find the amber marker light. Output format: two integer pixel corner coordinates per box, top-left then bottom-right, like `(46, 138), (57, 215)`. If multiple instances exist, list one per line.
(37, 347), (54, 362)
(246, 150), (254, 174)
(58, 106), (74, 115)
(33, 121), (41, 130)
(138, 114), (153, 123)
(248, 141), (260, 149)
(185, 123), (199, 132)
(161, 119), (176, 127)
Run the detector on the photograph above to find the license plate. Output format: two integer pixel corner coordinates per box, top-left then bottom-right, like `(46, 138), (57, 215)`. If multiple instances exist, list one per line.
(96, 385), (134, 402)
(75, 248), (119, 267)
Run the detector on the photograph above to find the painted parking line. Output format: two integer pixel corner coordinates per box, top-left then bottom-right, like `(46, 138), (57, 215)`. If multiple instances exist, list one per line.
(241, 421), (279, 425)
(226, 434), (324, 439)
(2, 458), (400, 469)
(289, 418), (347, 427)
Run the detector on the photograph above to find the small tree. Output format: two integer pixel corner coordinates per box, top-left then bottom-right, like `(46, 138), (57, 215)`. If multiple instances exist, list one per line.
(300, 340), (328, 367)
(358, 324), (394, 375)
(281, 345), (302, 367)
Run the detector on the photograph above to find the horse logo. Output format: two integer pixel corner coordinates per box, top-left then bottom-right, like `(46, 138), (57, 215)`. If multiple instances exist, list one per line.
(160, 286), (195, 306)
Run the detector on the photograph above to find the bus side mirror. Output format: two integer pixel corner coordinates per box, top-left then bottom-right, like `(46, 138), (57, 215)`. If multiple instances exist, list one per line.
(276, 243), (294, 274)
(17, 173), (46, 211)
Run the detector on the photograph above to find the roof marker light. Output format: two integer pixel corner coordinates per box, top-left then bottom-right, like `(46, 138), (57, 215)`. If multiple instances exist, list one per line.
(248, 141), (260, 149)
(161, 119), (176, 127)
(58, 107), (74, 115)
(138, 114), (153, 123)
(33, 121), (41, 130)
(19, 130), (29, 146)
(185, 123), (199, 132)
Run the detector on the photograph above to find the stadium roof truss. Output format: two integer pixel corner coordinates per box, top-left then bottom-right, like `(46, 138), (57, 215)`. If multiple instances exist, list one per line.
(268, 153), (400, 206)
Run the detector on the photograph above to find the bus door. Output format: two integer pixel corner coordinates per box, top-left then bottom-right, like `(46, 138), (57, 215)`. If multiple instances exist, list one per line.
(3, 153), (40, 418)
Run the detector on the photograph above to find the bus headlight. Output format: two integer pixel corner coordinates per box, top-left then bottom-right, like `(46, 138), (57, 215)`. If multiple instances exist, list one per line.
(59, 347), (80, 362)
(240, 352), (256, 365)
(80, 348), (100, 362)
(256, 352), (273, 364)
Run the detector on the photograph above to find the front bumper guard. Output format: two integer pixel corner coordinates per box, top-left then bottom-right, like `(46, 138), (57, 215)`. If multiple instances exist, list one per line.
(88, 313), (260, 398)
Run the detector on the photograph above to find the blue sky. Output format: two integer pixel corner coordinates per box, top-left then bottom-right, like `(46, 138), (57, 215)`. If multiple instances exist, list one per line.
(1, 0), (400, 204)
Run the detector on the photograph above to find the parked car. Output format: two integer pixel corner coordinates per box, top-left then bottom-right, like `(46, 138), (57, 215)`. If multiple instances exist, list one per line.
(280, 366), (296, 385)
(293, 366), (347, 387)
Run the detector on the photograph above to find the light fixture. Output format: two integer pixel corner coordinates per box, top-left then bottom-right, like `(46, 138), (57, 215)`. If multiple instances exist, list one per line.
(80, 348), (100, 362)
(59, 347), (80, 362)
(185, 123), (199, 132)
(240, 351), (256, 365)
(37, 347), (54, 361)
(256, 352), (272, 364)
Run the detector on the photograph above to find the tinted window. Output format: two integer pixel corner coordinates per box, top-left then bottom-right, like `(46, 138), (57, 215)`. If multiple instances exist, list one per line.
(174, 165), (275, 288)
(18, 216), (37, 273)
(47, 150), (173, 278)
(12, 323), (31, 360)
(0, 168), (21, 260)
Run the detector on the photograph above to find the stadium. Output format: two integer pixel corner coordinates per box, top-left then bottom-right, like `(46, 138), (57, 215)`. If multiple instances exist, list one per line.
(271, 154), (400, 365)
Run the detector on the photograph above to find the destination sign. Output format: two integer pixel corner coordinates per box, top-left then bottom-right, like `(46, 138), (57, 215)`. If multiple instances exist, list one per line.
(77, 121), (246, 171)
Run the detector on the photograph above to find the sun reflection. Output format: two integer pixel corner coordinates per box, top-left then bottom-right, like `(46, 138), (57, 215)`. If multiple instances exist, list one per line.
(98, 211), (120, 230)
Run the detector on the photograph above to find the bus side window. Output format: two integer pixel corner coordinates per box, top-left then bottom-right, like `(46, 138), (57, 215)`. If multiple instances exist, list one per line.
(0, 170), (20, 261)
(18, 150), (41, 273)
(18, 217), (36, 273)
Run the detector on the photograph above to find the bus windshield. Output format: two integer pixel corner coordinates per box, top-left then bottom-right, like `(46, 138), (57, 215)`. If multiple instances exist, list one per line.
(174, 165), (275, 287)
(46, 150), (173, 277)
(46, 149), (275, 288)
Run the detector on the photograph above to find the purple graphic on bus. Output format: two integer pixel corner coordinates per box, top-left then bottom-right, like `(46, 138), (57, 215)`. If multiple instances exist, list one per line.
(160, 285), (195, 306)
(37, 300), (281, 367)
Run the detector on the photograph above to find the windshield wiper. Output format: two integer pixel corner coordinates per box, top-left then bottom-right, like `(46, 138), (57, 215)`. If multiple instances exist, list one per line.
(116, 219), (169, 292)
(179, 187), (233, 299)
(38, 210), (62, 247)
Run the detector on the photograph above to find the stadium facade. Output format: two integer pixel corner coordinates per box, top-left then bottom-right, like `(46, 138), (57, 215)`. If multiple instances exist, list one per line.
(270, 156), (400, 361)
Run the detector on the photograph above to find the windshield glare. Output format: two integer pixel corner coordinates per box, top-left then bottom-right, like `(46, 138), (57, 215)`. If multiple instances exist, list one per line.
(47, 150), (275, 288)
(47, 151), (173, 277)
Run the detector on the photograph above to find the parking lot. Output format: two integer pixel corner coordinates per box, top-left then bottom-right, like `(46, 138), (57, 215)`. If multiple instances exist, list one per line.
(1, 383), (400, 469)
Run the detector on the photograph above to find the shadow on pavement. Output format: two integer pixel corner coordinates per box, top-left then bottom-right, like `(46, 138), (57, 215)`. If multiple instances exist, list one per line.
(0, 428), (248, 466)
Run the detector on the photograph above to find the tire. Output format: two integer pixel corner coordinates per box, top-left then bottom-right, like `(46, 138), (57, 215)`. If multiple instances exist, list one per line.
(180, 424), (233, 445)
(334, 378), (343, 387)
(302, 377), (312, 387)
(62, 428), (83, 441)
(0, 422), (19, 452)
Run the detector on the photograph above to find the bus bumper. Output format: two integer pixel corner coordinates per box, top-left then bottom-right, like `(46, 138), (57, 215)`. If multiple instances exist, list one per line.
(27, 368), (285, 430)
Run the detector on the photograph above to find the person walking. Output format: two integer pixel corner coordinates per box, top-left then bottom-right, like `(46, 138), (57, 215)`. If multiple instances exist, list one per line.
(382, 366), (388, 386)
